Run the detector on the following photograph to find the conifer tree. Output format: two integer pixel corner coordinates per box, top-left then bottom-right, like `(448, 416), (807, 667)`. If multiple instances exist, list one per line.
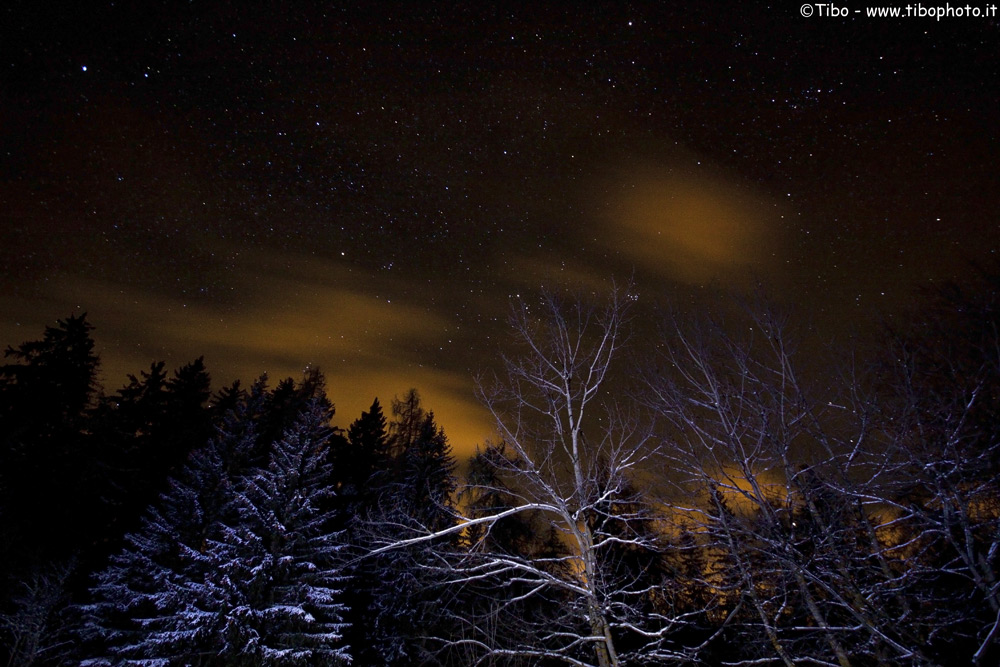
(340, 397), (390, 510)
(201, 398), (351, 665)
(357, 391), (458, 667)
(84, 378), (352, 665)
(0, 314), (101, 590)
(83, 380), (268, 665)
(393, 407), (456, 533)
(338, 398), (391, 667)
(90, 358), (215, 549)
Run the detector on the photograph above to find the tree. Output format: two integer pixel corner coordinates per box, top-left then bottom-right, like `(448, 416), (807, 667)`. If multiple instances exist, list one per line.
(201, 398), (351, 665)
(89, 358), (215, 552)
(0, 314), (102, 571)
(348, 390), (459, 667)
(389, 390), (457, 534)
(872, 268), (1000, 665)
(643, 304), (933, 666)
(449, 442), (571, 666)
(0, 313), (99, 433)
(0, 561), (76, 667)
(339, 397), (391, 510)
(336, 398), (392, 667)
(370, 285), (688, 667)
(84, 377), (351, 665)
(83, 380), (268, 665)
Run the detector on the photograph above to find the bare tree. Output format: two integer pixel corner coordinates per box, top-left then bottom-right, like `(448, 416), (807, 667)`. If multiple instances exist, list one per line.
(0, 561), (75, 667)
(643, 305), (934, 666)
(371, 285), (698, 666)
(870, 275), (1000, 666)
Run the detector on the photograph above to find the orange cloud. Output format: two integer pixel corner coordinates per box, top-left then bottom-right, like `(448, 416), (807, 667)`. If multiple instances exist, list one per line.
(601, 166), (782, 284)
(9, 254), (494, 460)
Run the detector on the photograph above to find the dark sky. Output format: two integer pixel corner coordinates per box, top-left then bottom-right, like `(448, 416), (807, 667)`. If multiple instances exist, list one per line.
(3, 2), (999, 451)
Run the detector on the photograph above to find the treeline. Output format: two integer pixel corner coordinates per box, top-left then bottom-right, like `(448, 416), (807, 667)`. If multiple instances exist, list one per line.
(0, 317), (456, 666)
(1, 268), (999, 666)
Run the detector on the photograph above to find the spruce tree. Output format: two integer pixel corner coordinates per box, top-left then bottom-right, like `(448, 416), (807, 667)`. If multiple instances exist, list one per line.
(341, 397), (390, 509)
(202, 398), (350, 665)
(366, 392), (457, 666)
(90, 358), (214, 552)
(83, 381), (267, 665)
(338, 398), (391, 667)
(0, 314), (101, 602)
(84, 381), (351, 665)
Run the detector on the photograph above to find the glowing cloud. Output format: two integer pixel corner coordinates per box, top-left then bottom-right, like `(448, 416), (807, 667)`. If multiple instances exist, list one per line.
(12, 253), (494, 459)
(602, 166), (782, 284)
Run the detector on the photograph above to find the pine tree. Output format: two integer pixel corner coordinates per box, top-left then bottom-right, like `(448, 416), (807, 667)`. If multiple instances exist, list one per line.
(365, 392), (457, 666)
(337, 398), (391, 667)
(84, 380), (351, 666)
(0, 314), (102, 592)
(337, 397), (390, 512)
(394, 409), (456, 533)
(89, 358), (215, 553)
(202, 398), (351, 665)
(162, 357), (213, 474)
(0, 312), (99, 433)
(83, 381), (267, 665)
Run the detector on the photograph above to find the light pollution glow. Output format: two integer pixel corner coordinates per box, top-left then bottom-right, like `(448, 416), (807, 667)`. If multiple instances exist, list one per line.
(0, 161), (784, 460)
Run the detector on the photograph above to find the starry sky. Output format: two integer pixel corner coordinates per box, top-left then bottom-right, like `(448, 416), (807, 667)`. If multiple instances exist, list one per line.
(2, 2), (999, 451)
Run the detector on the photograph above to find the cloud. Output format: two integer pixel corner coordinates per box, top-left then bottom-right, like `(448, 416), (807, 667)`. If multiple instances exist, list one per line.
(599, 165), (783, 285)
(3, 251), (494, 458)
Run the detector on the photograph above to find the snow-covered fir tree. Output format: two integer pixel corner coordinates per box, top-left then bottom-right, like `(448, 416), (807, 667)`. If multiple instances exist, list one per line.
(202, 397), (350, 665)
(83, 382), (351, 666)
(82, 381), (265, 664)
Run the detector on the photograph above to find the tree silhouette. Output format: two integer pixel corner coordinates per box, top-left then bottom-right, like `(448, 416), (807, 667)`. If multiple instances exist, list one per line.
(0, 314), (101, 589)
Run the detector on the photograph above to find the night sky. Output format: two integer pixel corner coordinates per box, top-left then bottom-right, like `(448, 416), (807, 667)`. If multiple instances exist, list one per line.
(3, 2), (999, 450)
